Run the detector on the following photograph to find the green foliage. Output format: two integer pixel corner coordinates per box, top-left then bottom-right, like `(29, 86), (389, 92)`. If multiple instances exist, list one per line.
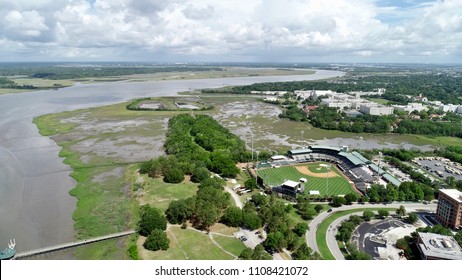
(417, 224), (453, 236)
(244, 178), (258, 190)
(344, 193), (358, 205)
(314, 204), (324, 213)
(239, 248), (254, 260)
(396, 205), (406, 217)
(165, 198), (195, 224)
(138, 205), (167, 236)
(143, 229), (170, 251)
(407, 212), (418, 224)
(163, 168), (184, 183)
(331, 196), (346, 207)
(191, 167), (210, 183)
(221, 206), (243, 227)
(362, 210), (375, 222)
(377, 209), (390, 219)
(293, 222), (309, 237)
(264, 231), (286, 251)
(279, 104), (308, 122)
(292, 243), (322, 260)
(241, 211), (262, 230)
(251, 244), (273, 260)
(366, 181), (435, 203)
(345, 243), (372, 260)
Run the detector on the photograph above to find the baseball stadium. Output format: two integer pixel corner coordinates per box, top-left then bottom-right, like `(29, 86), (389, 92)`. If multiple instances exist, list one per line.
(255, 146), (402, 198)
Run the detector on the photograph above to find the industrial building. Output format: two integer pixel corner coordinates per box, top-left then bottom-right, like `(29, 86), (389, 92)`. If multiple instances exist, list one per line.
(359, 104), (394, 116)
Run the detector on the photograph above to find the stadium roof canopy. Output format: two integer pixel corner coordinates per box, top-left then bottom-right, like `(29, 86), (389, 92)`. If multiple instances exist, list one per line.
(338, 152), (367, 166)
(369, 163), (386, 174)
(288, 149), (312, 155)
(351, 151), (371, 164)
(383, 173), (401, 187)
(309, 146), (342, 152)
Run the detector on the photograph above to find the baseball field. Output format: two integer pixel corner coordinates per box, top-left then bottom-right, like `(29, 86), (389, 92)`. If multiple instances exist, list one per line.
(257, 162), (356, 196)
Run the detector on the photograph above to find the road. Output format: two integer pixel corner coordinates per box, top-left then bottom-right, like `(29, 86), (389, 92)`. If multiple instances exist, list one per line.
(225, 186), (243, 209)
(306, 202), (438, 259)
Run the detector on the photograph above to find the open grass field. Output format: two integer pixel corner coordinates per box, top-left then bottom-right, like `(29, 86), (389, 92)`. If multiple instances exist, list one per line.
(258, 164), (355, 196)
(138, 227), (236, 260)
(137, 176), (199, 211)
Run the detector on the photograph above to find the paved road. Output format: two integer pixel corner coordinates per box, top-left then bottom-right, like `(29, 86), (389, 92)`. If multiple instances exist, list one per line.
(306, 202), (438, 259)
(225, 186), (243, 209)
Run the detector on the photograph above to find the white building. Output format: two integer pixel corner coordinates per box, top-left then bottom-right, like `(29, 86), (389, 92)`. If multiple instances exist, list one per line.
(394, 103), (428, 113)
(359, 105), (394, 116)
(321, 99), (351, 109)
(264, 97), (278, 102)
(439, 104), (460, 113)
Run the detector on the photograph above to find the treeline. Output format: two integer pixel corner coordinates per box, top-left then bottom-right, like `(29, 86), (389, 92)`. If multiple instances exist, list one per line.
(0, 64), (223, 80)
(436, 146), (462, 165)
(366, 181), (435, 203)
(0, 77), (35, 89)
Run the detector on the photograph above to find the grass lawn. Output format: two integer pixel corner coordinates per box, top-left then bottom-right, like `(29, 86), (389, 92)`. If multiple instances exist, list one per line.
(212, 234), (246, 256)
(138, 176), (199, 211)
(258, 165), (355, 196)
(316, 208), (396, 260)
(139, 227), (235, 260)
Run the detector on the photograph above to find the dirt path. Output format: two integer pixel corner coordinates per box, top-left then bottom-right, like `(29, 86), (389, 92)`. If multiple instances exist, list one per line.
(295, 165), (339, 178)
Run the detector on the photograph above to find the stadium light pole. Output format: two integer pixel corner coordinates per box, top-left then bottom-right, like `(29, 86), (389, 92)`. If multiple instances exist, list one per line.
(326, 164), (331, 196)
(255, 150), (259, 186)
(250, 131), (254, 162)
(301, 130), (304, 146)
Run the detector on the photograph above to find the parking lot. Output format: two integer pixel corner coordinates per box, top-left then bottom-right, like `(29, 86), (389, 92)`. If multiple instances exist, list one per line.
(413, 157), (462, 181)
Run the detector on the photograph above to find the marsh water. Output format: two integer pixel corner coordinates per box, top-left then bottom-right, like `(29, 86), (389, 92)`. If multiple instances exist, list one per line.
(0, 70), (347, 254)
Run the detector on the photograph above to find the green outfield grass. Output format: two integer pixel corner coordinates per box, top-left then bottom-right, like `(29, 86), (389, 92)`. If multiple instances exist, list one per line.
(258, 164), (355, 196)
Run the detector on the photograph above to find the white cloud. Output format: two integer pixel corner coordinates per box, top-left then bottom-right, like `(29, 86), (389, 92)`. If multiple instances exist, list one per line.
(0, 0), (461, 62)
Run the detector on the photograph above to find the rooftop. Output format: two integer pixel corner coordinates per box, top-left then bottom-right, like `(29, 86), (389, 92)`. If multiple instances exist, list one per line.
(383, 173), (401, 187)
(338, 151), (367, 166)
(439, 189), (462, 203)
(418, 232), (462, 260)
(282, 180), (300, 189)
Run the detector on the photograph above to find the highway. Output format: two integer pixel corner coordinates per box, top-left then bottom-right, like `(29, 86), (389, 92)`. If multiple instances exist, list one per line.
(306, 202), (438, 260)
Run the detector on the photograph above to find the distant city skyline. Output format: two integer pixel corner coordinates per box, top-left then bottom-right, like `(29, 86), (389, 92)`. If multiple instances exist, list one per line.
(0, 0), (461, 63)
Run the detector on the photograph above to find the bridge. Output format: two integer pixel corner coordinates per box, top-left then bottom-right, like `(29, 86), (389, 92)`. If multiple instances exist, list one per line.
(14, 230), (136, 259)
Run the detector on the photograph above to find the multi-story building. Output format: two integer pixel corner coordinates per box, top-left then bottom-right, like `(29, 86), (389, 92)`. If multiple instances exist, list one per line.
(436, 189), (462, 229)
(393, 103), (428, 113)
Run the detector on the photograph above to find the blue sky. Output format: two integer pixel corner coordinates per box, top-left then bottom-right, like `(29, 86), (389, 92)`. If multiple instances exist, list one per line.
(0, 0), (461, 63)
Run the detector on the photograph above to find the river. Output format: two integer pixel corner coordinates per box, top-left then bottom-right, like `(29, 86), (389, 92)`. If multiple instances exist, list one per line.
(0, 70), (344, 254)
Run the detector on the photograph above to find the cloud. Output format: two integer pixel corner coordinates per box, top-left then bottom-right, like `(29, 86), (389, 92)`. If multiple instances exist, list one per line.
(0, 0), (461, 62)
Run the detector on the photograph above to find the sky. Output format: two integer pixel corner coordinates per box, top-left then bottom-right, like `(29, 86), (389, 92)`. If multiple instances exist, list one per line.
(0, 0), (461, 63)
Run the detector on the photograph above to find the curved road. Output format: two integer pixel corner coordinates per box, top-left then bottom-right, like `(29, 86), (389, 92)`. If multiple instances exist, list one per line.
(306, 202), (437, 260)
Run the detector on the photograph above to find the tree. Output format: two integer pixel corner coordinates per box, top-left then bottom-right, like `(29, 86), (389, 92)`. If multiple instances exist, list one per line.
(163, 167), (184, 183)
(396, 205), (406, 217)
(377, 209), (389, 219)
(191, 167), (210, 183)
(407, 212), (418, 224)
(221, 206), (243, 227)
(165, 198), (194, 224)
(292, 243), (313, 260)
(293, 222), (309, 237)
(239, 248), (253, 260)
(301, 207), (317, 220)
(244, 178), (258, 190)
(314, 204), (324, 213)
(193, 201), (219, 230)
(331, 196), (346, 207)
(138, 205), (167, 236)
(395, 238), (408, 250)
(264, 231), (286, 251)
(344, 193), (358, 205)
(251, 244), (273, 260)
(143, 229), (169, 251)
(362, 210), (375, 222)
(242, 211), (262, 230)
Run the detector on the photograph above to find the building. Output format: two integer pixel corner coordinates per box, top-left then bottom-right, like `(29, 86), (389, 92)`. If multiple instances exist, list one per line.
(273, 179), (304, 198)
(359, 104), (394, 116)
(439, 104), (460, 113)
(436, 189), (462, 229)
(416, 232), (462, 260)
(321, 99), (351, 109)
(393, 103), (428, 113)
